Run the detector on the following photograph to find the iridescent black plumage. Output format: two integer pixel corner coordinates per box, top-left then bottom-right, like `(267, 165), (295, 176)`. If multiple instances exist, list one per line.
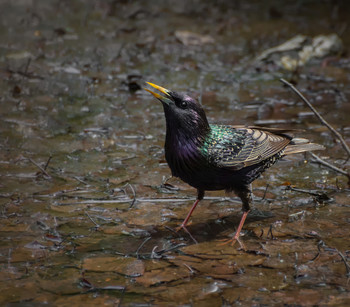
(145, 82), (324, 244)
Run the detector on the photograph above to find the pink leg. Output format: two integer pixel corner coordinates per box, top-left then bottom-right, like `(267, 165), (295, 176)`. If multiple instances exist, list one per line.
(232, 210), (249, 241)
(219, 210), (250, 246)
(176, 198), (200, 231)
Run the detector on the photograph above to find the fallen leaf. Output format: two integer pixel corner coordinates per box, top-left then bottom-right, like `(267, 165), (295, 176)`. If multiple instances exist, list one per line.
(175, 31), (214, 46)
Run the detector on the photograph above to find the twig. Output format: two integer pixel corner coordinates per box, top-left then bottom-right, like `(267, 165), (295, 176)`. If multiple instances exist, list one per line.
(308, 241), (325, 264)
(285, 185), (327, 197)
(120, 183), (137, 208)
(164, 225), (181, 238)
(28, 158), (51, 178)
(150, 246), (160, 259)
(261, 184), (269, 201)
(85, 211), (100, 229)
(317, 242), (350, 277)
(183, 263), (195, 275)
(128, 184), (136, 208)
(52, 196), (242, 206)
(79, 276), (125, 293)
(337, 250), (350, 277)
(117, 287), (126, 307)
(135, 237), (151, 259)
(6, 68), (44, 80)
(267, 224), (275, 240)
(309, 152), (349, 178)
(24, 58), (31, 75)
(43, 156), (52, 170)
(150, 243), (187, 259)
(84, 127), (109, 133)
(280, 78), (350, 157)
(73, 176), (89, 185)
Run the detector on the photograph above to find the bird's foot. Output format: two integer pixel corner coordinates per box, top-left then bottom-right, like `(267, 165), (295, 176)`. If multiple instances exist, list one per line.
(218, 237), (236, 246)
(218, 234), (246, 250)
(175, 221), (192, 233)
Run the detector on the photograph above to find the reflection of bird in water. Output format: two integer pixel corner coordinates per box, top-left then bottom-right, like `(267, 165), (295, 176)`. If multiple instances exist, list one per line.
(145, 82), (324, 246)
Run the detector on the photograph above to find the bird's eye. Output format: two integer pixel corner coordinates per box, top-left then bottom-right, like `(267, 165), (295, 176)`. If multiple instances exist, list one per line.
(180, 101), (187, 108)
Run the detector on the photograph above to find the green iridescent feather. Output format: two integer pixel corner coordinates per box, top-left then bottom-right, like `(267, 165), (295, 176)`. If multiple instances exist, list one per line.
(200, 125), (248, 168)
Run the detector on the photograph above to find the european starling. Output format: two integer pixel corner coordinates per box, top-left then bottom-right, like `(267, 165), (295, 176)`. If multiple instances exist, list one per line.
(145, 82), (324, 245)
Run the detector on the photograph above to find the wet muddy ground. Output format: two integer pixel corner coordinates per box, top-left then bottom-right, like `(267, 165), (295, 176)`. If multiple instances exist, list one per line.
(0, 0), (349, 305)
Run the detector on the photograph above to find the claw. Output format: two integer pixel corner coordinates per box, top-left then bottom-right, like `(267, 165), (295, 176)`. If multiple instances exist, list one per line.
(217, 210), (250, 249)
(175, 224), (183, 233)
(217, 236), (246, 250)
(175, 221), (192, 233)
(218, 237), (237, 246)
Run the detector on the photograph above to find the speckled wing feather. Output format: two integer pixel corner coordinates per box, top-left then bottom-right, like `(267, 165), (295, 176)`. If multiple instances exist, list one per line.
(204, 125), (291, 170)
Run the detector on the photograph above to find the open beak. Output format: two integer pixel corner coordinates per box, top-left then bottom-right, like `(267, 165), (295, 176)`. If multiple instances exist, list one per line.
(144, 82), (173, 104)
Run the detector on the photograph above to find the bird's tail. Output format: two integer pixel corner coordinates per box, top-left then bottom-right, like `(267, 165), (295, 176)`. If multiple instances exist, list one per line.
(283, 137), (325, 155)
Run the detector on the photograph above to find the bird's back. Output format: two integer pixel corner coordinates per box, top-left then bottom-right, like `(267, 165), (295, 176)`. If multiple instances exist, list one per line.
(203, 125), (292, 170)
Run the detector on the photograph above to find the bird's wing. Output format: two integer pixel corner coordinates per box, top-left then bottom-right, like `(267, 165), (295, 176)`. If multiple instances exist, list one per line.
(206, 125), (291, 170)
(232, 125), (302, 135)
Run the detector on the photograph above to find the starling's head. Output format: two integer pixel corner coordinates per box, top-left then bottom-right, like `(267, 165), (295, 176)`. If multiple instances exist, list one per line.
(145, 82), (210, 136)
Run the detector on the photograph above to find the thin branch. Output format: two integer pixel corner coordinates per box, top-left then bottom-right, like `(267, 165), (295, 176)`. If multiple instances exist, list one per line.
(53, 196), (239, 206)
(150, 243), (187, 259)
(286, 185), (327, 197)
(261, 184), (269, 201)
(183, 263), (195, 274)
(150, 246), (160, 259)
(28, 158), (51, 178)
(128, 184), (136, 208)
(338, 250), (350, 277)
(73, 176), (89, 185)
(24, 58), (31, 75)
(267, 224), (275, 240)
(309, 152), (349, 178)
(280, 78), (350, 157)
(85, 211), (100, 229)
(43, 156), (52, 170)
(135, 237), (151, 259)
(317, 241), (350, 277)
(164, 225), (181, 238)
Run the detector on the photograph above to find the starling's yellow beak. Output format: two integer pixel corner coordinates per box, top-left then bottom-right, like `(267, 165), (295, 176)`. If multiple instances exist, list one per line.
(144, 82), (173, 104)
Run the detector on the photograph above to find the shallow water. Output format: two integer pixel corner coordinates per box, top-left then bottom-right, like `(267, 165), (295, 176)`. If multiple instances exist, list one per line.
(0, 0), (349, 305)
